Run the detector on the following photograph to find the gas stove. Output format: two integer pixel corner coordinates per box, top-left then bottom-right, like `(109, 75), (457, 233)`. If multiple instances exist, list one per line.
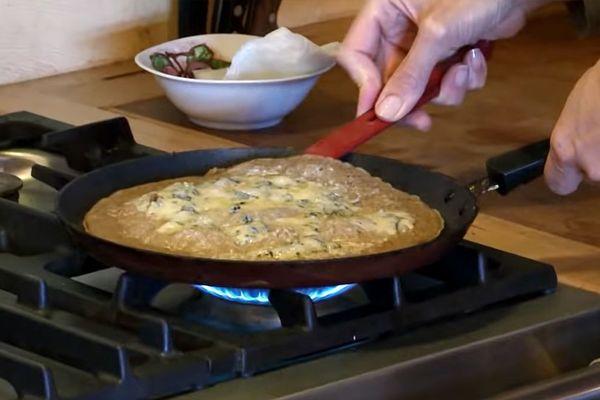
(0, 111), (600, 400)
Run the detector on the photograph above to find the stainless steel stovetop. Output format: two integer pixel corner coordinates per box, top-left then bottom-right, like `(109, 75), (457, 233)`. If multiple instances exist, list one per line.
(183, 286), (600, 400)
(0, 111), (600, 400)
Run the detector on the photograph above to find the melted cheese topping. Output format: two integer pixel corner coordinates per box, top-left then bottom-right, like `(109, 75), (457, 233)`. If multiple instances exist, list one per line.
(132, 175), (415, 259)
(83, 155), (444, 260)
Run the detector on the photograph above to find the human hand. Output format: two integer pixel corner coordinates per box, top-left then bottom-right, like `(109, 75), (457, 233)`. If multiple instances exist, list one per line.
(544, 60), (600, 195)
(337, 0), (550, 129)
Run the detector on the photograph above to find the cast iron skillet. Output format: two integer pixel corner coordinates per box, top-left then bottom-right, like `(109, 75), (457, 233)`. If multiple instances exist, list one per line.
(55, 140), (549, 288)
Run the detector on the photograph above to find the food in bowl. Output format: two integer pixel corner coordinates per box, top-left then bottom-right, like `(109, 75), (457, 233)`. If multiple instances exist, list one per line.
(147, 28), (336, 81)
(147, 27), (337, 81)
(134, 29), (337, 130)
(149, 43), (231, 78)
(83, 155), (444, 261)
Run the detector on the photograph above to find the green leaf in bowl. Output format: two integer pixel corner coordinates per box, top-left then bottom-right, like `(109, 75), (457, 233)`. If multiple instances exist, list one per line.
(150, 53), (171, 72)
(191, 44), (214, 62)
(209, 59), (231, 69)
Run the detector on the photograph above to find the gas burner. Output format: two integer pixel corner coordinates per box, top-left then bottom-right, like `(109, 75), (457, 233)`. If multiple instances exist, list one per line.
(183, 285), (367, 331)
(0, 172), (22, 201)
(194, 284), (356, 305)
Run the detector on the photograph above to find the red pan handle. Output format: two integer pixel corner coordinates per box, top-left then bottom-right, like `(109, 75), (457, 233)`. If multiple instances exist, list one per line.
(305, 40), (495, 158)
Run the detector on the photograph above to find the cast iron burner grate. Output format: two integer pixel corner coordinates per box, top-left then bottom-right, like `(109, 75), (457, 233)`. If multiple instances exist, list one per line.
(0, 112), (558, 400)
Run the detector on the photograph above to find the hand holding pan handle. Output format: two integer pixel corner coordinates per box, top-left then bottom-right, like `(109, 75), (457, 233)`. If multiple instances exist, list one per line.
(474, 138), (550, 196)
(305, 40), (495, 158)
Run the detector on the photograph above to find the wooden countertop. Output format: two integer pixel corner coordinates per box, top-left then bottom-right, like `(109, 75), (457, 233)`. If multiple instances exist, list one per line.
(1, 4), (600, 292)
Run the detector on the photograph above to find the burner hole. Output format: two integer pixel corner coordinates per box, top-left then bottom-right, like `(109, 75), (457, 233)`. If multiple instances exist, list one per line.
(0, 173), (22, 201)
(444, 190), (456, 203)
(458, 206), (466, 216)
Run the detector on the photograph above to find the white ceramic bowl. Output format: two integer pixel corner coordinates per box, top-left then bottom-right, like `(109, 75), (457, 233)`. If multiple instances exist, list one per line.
(135, 34), (335, 130)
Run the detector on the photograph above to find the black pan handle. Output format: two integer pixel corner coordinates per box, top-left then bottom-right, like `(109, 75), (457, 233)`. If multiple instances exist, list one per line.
(486, 139), (550, 195)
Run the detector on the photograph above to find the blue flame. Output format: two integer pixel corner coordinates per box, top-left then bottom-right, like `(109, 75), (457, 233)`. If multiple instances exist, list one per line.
(195, 284), (355, 305)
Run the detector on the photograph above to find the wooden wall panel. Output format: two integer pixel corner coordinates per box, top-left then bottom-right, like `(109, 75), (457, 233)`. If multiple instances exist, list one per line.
(0, 0), (173, 85)
(0, 0), (364, 85)
(279, 0), (364, 28)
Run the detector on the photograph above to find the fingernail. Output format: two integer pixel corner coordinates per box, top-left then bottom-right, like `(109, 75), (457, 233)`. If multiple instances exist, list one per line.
(376, 96), (404, 121)
(455, 65), (468, 87)
(469, 49), (484, 71)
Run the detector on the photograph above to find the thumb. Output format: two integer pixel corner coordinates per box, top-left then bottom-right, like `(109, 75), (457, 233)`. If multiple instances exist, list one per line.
(375, 34), (447, 121)
(544, 143), (583, 195)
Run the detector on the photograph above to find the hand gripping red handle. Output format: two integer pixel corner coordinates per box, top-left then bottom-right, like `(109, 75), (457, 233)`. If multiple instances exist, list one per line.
(304, 40), (495, 158)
